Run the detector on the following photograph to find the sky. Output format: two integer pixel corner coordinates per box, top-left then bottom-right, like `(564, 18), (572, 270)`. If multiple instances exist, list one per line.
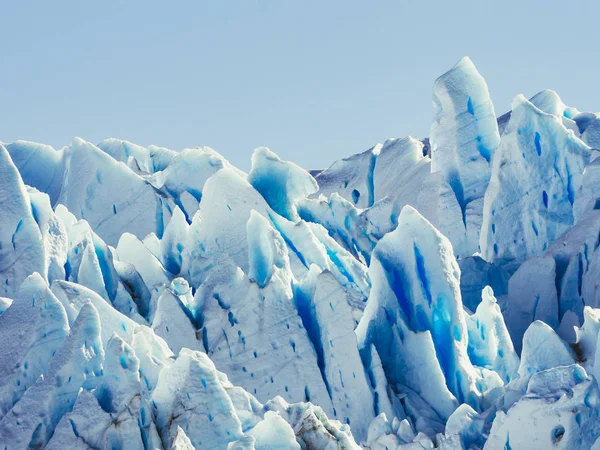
(2, 0), (600, 171)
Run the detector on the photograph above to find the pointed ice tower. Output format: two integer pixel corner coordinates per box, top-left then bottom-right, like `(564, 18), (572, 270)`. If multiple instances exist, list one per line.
(466, 286), (519, 383)
(356, 206), (482, 419)
(430, 57), (501, 255)
(294, 267), (376, 440)
(0, 144), (46, 296)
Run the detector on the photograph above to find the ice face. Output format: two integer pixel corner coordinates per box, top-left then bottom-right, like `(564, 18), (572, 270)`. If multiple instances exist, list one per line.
(574, 157), (600, 220)
(149, 146), (245, 221)
(466, 286), (520, 383)
(117, 232), (171, 297)
(504, 256), (559, 354)
(313, 138), (470, 259)
(263, 397), (362, 449)
(458, 256), (510, 312)
(246, 210), (290, 288)
(0, 297), (12, 315)
(248, 147), (318, 222)
(484, 365), (600, 450)
(529, 90), (580, 133)
(576, 113), (600, 149)
(5, 141), (66, 205)
(357, 206), (482, 419)
(298, 193), (376, 265)
(152, 281), (201, 354)
(183, 168), (272, 283)
(97, 138), (175, 174)
(60, 138), (164, 246)
(0, 302), (104, 449)
(45, 389), (114, 450)
(413, 172), (468, 258)
(5, 55), (600, 449)
(443, 403), (485, 449)
(518, 321), (575, 377)
(170, 426), (195, 450)
(431, 57), (500, 214)
(372, 137), (429, 208)
(480, 95), (592, 266)
(314, 144), (380, 209)
(193, 258), (333, 420)
(243, 411), (301, 449)
(369, 137), (465, 252)
(430, 57), (500, 256)
(294, 269), (376, 440)
(27, 188), (69, 284)
(159, 206), (189, 276)
(0, 144), (46, 297)
(0, 274), (69, 419)
(151, 349), (245, 449)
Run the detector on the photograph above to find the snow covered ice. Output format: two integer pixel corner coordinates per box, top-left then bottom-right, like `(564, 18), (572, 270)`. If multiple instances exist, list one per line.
(4, 56), (600, 449)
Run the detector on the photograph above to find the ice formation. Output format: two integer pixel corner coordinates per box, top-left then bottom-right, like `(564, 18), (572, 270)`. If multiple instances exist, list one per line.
(430, 56), (500, 255)
(3, 56), (600, 449)
(480, 94), (592, 267)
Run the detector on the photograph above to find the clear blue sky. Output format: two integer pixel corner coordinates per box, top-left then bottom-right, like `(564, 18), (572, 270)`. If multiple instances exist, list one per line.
(2, 1), (599, 171)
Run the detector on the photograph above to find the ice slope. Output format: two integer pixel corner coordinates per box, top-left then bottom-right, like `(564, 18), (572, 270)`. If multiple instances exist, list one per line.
(466, 286), (519, 383)
(98, 138), (175, 174)
(0, 144), (47, 297)
(249, 147), (318, 221)
(314, 144), (380, 209)
(430, 56), (499, 209)
(0, 274), (69, 419)
(195, 255), (335, 417)
(372, 137), (430, 209)
(0, 275), (359, 449)
(0, 302), (104, 448)
(311, 58), (502, 259)
(483, 207), (600, 352)
(6, 138), (166, 247)
(484, 365), (600, 450)
(148, 145), (246, 221)
(5, 55), (600, 449)
(529, 90), (581, 135)
(312, 137), (467, 258)
(356, 206), (507, 435)
(298, 193), (376, 264)
(480, 95), (592, 267)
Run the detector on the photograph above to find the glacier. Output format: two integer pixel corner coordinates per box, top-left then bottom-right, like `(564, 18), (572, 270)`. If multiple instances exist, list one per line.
(3, 56), (600, 449)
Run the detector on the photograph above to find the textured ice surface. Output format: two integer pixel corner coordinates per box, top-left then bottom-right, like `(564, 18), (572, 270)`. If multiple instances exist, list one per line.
(0, 144), (46, 297)
(466, 286), (519, 383)
(4, 56), (600, 449)
(249, 147), (318, 221)
(431, 56), (500, 255)
(7, 138), (166, 247)
(314, 144), (379, 209)
(356, 206), (484, 428)
(484, 365), (600, 450)
(481, 95), (592, 266)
